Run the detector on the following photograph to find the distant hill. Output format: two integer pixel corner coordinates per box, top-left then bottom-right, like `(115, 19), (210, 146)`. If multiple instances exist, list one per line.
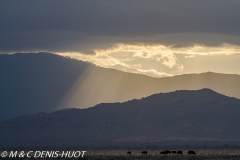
(1, 89), (240, 148)
(1, 53), (240, 120)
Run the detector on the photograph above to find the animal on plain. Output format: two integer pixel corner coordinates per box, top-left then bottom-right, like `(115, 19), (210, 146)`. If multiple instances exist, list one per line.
(127, 151), (131, 155)
(160, 150), (171, 154)
(171, 151), (176, 154)
(177, 150), (183, 154)
(187, 150), (196, 155)
(141, 151), (147, 155)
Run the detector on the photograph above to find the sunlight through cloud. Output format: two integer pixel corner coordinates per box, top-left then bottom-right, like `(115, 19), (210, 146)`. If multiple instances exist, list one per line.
(57, 43), (240, 77)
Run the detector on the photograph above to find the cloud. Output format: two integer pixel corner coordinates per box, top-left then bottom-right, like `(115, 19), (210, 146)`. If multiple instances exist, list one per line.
(57, 44), (184, 77)
(57, 43), (240, 77)
(97, 43), (183, 69)
(111, 64), (173, 77)
(1, 1), (240, 54)
(1, 1), (240, 36)
(1, 1), (240, 77)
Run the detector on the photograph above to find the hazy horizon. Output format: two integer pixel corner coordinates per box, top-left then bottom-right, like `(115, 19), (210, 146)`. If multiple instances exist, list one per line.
(3, 52), (240, 78)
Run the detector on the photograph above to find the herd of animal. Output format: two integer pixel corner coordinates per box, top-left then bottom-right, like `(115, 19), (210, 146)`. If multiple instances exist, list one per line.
(127, 150), (196, 155)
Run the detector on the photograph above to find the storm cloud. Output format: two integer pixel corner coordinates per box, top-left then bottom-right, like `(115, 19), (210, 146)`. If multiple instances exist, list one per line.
(1, 0), (240, 53)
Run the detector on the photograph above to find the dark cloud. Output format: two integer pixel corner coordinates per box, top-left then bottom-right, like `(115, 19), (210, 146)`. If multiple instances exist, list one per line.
(1, 0), (240, 53)
(0, 31), (108, 54)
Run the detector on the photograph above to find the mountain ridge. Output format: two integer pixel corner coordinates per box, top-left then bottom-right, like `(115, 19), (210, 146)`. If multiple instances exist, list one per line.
(1, 52), (240, 120)
(1, 89), (240, 148)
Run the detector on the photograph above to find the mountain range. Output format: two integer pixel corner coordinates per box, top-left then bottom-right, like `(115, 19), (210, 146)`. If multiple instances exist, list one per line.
(1, 53), (240, 120)
(1, 89), (240, 149)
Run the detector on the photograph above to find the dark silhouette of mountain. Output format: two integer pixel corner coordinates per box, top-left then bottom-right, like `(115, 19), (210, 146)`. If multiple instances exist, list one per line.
(1, 52), (240, 120)
(1, 89), (240, 148)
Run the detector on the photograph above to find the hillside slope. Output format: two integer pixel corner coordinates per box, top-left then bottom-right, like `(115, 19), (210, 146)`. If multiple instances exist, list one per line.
(1, 89), (240, 148)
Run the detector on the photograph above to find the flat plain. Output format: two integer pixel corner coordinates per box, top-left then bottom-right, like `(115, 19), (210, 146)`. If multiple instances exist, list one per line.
(79, 149), (240, 160)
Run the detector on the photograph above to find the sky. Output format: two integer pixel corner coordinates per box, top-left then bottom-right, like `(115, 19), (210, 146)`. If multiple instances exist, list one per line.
(1, 0), (240, 77)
